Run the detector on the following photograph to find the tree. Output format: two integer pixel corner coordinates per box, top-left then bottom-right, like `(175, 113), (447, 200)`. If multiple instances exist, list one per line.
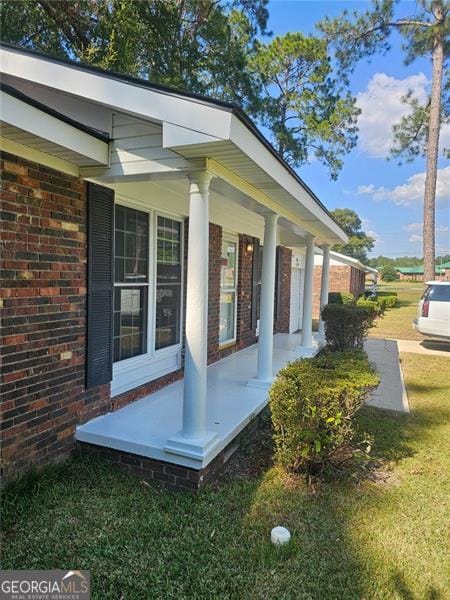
(380, 265), (398, 282)
(251, 33), (359, 179)
(0, 0), (269, 109)
(320, 0), (450, 282)
(330, 208), (375, 263)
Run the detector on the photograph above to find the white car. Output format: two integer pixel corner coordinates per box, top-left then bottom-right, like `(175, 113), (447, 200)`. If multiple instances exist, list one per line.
(413, 281), (450, 339)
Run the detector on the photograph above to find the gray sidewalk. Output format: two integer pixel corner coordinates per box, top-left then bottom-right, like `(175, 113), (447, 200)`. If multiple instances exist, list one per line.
(364, 338), (410, 413)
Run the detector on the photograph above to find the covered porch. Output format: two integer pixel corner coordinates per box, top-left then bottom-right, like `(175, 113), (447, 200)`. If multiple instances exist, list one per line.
(0, 44), (348, 478)
(76, 331), (325, 469)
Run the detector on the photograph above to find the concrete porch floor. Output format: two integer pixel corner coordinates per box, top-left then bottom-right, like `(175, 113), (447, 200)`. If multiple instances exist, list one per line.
(76, 333), (325, 470)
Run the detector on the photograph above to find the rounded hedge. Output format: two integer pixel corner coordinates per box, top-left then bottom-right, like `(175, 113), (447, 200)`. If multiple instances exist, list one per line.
(269, 350), (380, 476)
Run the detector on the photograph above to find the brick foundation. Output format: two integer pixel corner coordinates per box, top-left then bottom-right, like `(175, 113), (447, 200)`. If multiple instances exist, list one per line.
(0, 152), (110, 479)
(78, 406), (266, 491)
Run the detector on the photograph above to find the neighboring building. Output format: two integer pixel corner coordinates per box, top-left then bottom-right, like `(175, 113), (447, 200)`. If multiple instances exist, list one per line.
(396, 265), (448, 281)
(312, 251), (378, 318)
(0, 44), (347, 488)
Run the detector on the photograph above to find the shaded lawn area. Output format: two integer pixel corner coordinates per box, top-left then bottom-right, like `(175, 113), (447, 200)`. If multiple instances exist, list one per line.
(2, 354), (449, 599)
(369, 281), (425, 341)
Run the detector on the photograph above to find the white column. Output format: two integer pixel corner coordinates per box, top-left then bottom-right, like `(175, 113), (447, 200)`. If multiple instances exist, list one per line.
(318, 244), (330, 337)
(301, 235), (315, 348)
(165, 171), (218, 460)
(248, 212), (279, 388)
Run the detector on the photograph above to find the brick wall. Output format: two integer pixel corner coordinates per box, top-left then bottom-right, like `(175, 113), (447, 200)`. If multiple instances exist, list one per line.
(236, 234), (258, 350)
(0, 152), (110, 479)
(208, 223), (222, 364)
(274, 246), (291, 333)
(313, 264), (352, 318)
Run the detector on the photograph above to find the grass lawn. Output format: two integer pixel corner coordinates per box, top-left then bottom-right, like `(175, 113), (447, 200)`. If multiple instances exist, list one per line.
(2, 347), (450, 599)
(369, 280), (425, 341)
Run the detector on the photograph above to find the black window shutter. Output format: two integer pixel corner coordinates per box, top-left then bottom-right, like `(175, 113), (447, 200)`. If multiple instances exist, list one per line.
(86, 182), (114, 389)
(251, 237), (260, 330)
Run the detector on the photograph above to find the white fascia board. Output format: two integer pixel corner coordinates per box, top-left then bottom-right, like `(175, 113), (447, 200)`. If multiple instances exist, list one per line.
(0, 47), (232, 139)
(329, 250), (371, 272)
(229, 114), (347, 244)
(1, 91), (109, 164)
(162, 122), (225, 148)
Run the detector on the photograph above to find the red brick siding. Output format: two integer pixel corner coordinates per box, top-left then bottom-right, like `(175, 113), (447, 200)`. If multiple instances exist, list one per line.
(236, 234), (258, 350)
(208, 223), (222, 364)
(274, 246), (291, 333)
(0, 152), (110, 479)
(313, 264), (353, 318)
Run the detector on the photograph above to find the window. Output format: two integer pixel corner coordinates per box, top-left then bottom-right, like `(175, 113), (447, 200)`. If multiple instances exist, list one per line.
(113, 204), (183, 364)
(155, 216), (182, 350)
(114, 205), (149, 362)
(219, 238), (238, 345)
(424, 284), (450, 302)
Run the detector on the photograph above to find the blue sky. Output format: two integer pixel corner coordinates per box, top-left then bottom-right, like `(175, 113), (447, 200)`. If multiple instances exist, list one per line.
(265, 0), (450, 259)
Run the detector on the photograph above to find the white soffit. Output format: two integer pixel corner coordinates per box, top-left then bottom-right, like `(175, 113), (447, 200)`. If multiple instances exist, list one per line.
(0, 90), (109, 165)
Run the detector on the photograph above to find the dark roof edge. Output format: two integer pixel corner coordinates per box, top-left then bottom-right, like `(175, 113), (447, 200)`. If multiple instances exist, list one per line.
(0, 41), (343, 236)
(0, 80), (110, 143)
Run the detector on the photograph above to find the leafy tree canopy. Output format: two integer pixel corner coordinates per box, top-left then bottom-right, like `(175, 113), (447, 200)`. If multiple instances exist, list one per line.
(0, 0), (359, 179)
(380, 265), (398, 282)
(331, 208), (375, 263)
(0, 0), (269, 110)
(251, 32), (359, 179)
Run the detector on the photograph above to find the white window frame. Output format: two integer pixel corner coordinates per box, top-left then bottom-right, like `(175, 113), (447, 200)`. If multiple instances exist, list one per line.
(112, 196), (184, 397)
(219, 233), (239, 348)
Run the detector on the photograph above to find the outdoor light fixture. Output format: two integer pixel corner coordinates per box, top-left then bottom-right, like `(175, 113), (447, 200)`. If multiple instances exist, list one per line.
(246, 242), (254, 253)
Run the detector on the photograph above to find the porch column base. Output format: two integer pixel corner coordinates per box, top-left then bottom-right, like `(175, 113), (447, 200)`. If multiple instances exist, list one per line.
(164, 430), (220, 461)
(247, 377), (274, 390)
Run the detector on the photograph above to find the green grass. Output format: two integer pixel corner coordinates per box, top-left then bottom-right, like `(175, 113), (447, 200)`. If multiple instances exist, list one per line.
(2, 349), (450, 599)
(369, 281), (425, 340)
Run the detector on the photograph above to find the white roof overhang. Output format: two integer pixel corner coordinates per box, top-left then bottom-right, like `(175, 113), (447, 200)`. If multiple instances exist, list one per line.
(0, 88), (109, 168)
(0, 44), (347, 245)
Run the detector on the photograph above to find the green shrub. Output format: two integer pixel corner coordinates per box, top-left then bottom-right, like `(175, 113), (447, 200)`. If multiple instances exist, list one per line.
(356, 298), (379, 317)
(383, 295), (397, 308)
(269, 350), (380, 476)
(328, 291), (355, 305)
(375, 296), (387, 313)
(321, 304), (374, 351)
(380, 265), (398, 282)
(376, 291), (398, 297)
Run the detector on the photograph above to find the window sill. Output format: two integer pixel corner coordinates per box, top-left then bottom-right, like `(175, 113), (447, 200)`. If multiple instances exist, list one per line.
(112, 347), (182, 397)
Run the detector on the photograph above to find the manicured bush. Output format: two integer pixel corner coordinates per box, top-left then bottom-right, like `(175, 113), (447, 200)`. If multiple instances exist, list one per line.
(328, 291), (355, 305)
(375, 296), (387, 313)
(321, 304), (374, 351)
(356, 298), (379, 317)
(269, 350), (380, 477)
(383, 295), (397, 308)
(376, 291), (398, 297)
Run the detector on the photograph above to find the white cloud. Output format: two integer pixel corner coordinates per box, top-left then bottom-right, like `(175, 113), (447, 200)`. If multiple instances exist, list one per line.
(356, 72), (450, 158)
(356, 166), (450, 206)
(403, 222), (449, 233)
(409, 234), (423, 243)
(403, 222), (422, 232)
